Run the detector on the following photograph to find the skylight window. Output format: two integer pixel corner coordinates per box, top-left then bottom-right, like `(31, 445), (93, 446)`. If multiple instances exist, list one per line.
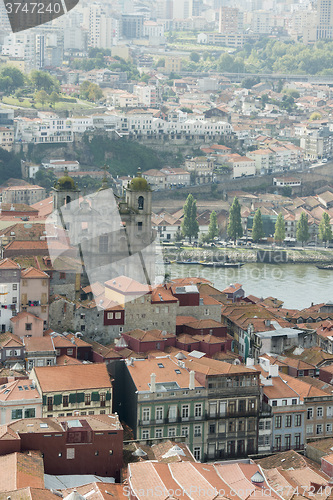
(157, 363), (164, 368)
(175, 369), (181, 374)
(18, 386), (23, 391)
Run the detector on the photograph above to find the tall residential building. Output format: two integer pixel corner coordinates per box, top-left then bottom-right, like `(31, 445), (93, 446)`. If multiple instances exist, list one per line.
(219, 6), (243, 34)
(317, 0), (333, 39)
(121, 13), (144, 38)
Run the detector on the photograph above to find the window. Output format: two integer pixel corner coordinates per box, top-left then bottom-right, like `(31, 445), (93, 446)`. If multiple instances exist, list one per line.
(307, 408), (313, 420)
(11, 409), (22, 420)
(67, 448), (75, 459)
(204, 309), (209, 316)
(282, 400), (287, 406)
(265, 421), (271, 429)
(182, 405), (189, 419)
(94, 451), (99, 456)
(155, 428), (162, 438)
(275, 415), (282, 429)
(67, 349), (73, 355)
(193, 447), (201, 461)
(107, 312), (113, 320)
(327, 423), (333, 433)
(142, 429), (149, 439)
(60, 272), (66, 280)
(24, 408), (35, 418)
(292, 399), (297, 405)
(85, 394), (91, 406)
(152, 407), (162, 422)
(138, 222), (143, 231)
(285, 434), (291, 450)
(63, 395), (69, 407)
(99, 235), (108, 253)
(295, 433), (301, 448)
(316, 424), (323, 435)
(306, 424), (313, 435)
(194, 425), (201, 437)
(272, 400), (277, 406)
(295, 414), (302, 427)
(13, 284), (17, 290)
(142, 408), (150, 422)
(168, 427), (176, 437)
(25, 323), (32, 331)
(274, 435), (281, 451)
(327, 406), (333, 418)
(195, 403), (202, 417)
(285, 415), (292, 427)
(317, 407), (323, 419)
(138, 196), (144, 210)
(115, 312), (121, 319)
(181, 426), (189, 437)
(12, 297), (17, 303)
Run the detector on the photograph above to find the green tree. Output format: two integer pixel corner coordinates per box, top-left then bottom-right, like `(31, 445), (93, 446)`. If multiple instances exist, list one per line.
(296, 212), (310, 246)
(227, 197), (243, 242)
(274, 213), (286, 244)
(181, 194), (199, 243)
(175, 227), (182, 242)
(207, 211), (219, 241)
(252, 208), (265, 242)
(35, 90), (48, 106)
(319, 212), (333, 245)
(190, 52), (200, 63)
(1, 66), (24, 92)
(80, 81), (103, 102)
(30, 70), (59, 92)
(310, 112), (322, 121)
(49, 91), (59, 108)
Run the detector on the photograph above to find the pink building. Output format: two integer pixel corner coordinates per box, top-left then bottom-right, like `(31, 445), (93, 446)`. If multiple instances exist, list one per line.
(20, 267), (49, 327)
(0, 379), (42, 424)
(10, 312), (44, 338)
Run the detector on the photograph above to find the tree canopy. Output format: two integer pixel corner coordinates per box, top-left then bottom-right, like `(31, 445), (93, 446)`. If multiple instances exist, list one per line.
(207, 211), (219, 241)
(227, 197), (243, 242)
(319, 212), (333, 244)
(181, 194), (199, 243)
(274, 213), (286, 244)
(296, 212), (310, 245)
(252, 209), (264, 242)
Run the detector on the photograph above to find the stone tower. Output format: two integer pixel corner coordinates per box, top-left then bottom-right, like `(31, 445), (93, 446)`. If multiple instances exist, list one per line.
(52, 167), (80, 212)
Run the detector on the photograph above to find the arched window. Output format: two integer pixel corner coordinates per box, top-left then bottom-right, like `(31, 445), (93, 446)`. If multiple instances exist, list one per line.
(138, 196), (144, 210)
(65, 195), (71, 208)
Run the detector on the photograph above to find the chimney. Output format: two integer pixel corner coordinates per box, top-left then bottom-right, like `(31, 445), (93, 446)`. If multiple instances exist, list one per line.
(150, 373), (156, 392)
(189, 370), (195, 390)
(269, 364), (279, 378)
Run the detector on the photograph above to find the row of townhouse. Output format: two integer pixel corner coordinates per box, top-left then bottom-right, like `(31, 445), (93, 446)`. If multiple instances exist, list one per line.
(251, 357), (333, 454)
(0, 362), (113, 426)
(115, 353), (260, 462)
(0, 259), (50, 332)
(50, 276), (222, 343)
(14, 110), (233, 144)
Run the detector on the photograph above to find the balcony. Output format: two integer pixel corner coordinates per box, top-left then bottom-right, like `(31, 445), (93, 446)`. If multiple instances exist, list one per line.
(205, 410), (257, 419)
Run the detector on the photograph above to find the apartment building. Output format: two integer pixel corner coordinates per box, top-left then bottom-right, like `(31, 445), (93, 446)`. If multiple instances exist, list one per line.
(2, 185), (46, 205)
(0, 259), (20, 333)
(20, 267), (49, 327)
(118, 353), (260, 461)
(29, 363), (112, 418)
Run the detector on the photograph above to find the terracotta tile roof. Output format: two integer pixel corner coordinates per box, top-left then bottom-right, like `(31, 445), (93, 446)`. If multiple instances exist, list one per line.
(151, 286), (178, 303)
(177, 334), (199, 344)
(223, 283), (243, 294)
(10, 312), (43, 323)
(192, 333), (226, 344)
(176, 315), (197, 325)
(284, 346), (333, 367)
(0, 332), (23, 349)
(21, 267), (49, 279)
(0, 487), (63, 500)
(151, 440), (195, 463)
(0, 424), (20, 440)
(0, 258), (20, 269)
(255, 450), (314, 470)
(0, 451), (44, 492)
(0, 379), (40, 402)
(24, 336), (54, 353)
(63, 484), (125, 500)
(183, 319), (224, 329)
(65, 333), (92, 348)
(105, 275), (150, 295)
(127, 356), (204, 392)
(31, 363), (112, 392)
(124, 329), (175, 341)
(56, 354), (82, 365)
(184, 355), (259, 377)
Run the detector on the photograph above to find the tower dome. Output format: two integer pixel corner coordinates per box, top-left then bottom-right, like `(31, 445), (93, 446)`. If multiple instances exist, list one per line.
(129, 168), (150, 191)
(55, 167), (76, 191)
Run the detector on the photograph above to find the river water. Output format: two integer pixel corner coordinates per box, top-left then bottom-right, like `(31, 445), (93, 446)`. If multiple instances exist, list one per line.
(167, 262), (332, 310)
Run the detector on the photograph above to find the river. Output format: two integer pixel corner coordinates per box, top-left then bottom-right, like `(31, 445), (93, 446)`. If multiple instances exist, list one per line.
(167, 262), (332, 310)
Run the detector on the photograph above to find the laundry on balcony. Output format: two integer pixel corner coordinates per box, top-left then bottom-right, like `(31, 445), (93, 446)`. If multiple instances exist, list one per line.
(28, 300), (41, 306)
